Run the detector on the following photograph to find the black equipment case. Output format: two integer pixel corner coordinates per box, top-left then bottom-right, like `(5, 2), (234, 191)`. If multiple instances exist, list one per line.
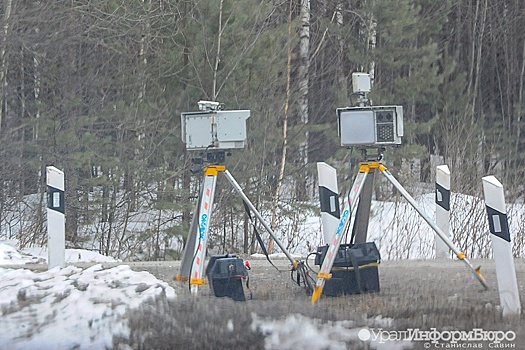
(205, 254), (247, 301)
(314, 242), (380, 296)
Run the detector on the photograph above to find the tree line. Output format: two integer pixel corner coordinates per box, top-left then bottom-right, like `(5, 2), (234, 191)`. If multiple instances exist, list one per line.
(0, 0), (524, 259)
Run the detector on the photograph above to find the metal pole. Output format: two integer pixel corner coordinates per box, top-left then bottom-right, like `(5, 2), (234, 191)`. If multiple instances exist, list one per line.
(352, 171), (375, 243)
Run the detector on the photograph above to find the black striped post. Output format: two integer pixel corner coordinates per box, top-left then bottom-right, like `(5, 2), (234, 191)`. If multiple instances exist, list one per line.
(317, 162), (340, 244)
(435, 165), (451, 259)
(482, 175), (520, 317)
(47, 166), (65, 269)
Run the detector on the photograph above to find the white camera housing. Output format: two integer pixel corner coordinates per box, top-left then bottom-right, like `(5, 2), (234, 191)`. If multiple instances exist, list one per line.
(352, 73), (371, 93)
(337, 105), (403, 146)
(181, 110), (250, 150)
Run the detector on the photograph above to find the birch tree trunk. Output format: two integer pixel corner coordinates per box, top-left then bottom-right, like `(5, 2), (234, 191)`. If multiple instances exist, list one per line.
(138, 0), (151, 102)
(472, 0), (488, 177)
(366, 12), (377, 86)
(335, 2), (346, 99)
(0, 0), (13, 130)
(181, 0), (192, 245)
(517, 42), (525, 162)
(33, 55), (41, 140)
(297, 0), (310, 200)
(467, 0), (487, 120)
(212, 0), (225, 101)
(269, 0), (293, 254)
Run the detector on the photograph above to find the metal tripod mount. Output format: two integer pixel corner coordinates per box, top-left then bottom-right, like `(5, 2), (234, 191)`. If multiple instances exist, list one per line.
(177, 152), (308, 295)
(311, 149), (489, 304)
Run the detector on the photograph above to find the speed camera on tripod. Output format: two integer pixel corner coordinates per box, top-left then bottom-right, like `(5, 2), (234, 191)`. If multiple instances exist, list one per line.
(337, 105), (404, 147)
(181, 101), (250, 150)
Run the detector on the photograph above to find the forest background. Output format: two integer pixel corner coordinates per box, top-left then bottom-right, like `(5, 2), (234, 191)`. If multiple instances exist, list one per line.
(1, 0), (524, 261)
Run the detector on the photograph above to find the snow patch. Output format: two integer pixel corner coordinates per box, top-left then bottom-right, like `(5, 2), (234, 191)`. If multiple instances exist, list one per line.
(0, 263), (175, 349)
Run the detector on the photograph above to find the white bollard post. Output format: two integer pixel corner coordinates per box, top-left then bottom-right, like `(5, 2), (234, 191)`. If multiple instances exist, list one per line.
(317, 162), (340, 244)
(435, 165), (451, 259)
(482, 176), (521, 317)
(47, 166), (66, 269)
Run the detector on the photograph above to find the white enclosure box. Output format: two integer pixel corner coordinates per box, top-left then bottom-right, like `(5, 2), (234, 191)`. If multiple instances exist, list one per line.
(352, 73), (372, 93)
(337, 105), (404, 146)
(181, 110), (250, 150)
(182, 113), (214, 149)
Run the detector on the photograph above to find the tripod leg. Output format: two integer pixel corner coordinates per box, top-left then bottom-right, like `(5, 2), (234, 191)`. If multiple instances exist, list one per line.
(379, 165), (488, 290)
(312, 165), (370, 304)
(223, 170), (296, 265)
(352, 171), (375, 243)
(189, 166), (222, 294)
(177, 196), (201, 280)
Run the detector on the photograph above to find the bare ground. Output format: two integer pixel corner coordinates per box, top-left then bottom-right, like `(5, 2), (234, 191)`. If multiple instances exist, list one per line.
(115, 257), (525, 350)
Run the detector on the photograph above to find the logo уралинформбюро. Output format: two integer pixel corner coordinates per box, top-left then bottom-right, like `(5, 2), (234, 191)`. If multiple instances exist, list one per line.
(358, 327), (516, 348)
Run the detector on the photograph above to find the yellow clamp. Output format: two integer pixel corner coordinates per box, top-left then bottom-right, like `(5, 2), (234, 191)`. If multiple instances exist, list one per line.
(358, 163), (371, 173)
(190, 278), (207, 286)
(359, 162), (387, 173)
(204, 165), (226, 176)
(175, 275), (189, 282)
(317, 272), (332, 280)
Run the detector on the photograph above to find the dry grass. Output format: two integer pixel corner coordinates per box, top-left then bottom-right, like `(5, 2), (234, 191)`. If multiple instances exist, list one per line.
(116, 259), (525, 349)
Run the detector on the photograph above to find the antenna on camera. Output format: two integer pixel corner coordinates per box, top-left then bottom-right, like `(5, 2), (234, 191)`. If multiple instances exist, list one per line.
(350, 72), (372, 107)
